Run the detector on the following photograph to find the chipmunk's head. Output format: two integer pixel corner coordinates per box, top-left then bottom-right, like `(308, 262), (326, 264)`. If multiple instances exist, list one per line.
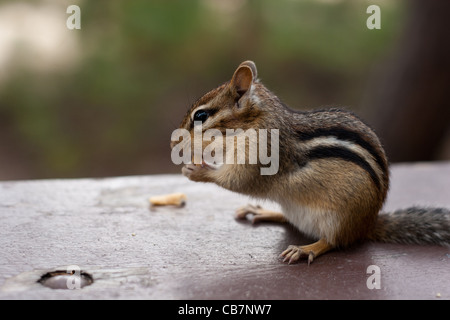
(175, 60), (264, 139)
(170, 61), (279, 174)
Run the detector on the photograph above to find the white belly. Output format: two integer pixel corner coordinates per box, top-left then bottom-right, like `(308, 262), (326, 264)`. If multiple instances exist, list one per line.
(280, 200), (340, 242)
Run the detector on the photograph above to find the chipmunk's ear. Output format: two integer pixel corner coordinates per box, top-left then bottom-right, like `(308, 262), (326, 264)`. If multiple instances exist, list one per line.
(230, 61), (257, 99)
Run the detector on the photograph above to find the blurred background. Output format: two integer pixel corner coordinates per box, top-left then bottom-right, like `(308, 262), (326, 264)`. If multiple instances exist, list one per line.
(0, 0), (449, 181)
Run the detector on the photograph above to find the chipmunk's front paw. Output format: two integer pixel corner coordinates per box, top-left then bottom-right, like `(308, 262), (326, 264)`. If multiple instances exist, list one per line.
(182, 164), (214, 182)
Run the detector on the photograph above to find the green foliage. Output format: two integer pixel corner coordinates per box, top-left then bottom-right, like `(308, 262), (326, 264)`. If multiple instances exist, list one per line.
(0, 0), (404, 179)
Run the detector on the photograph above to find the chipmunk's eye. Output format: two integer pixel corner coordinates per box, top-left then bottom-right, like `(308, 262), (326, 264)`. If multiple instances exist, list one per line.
(193, 110), (209, 123)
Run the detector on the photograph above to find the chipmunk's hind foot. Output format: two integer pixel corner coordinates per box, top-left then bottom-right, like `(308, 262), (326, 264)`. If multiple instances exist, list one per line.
(280, 238), (333, 265)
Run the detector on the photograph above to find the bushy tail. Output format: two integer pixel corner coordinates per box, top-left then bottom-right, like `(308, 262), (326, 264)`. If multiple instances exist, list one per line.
(368, 207), (450, 246)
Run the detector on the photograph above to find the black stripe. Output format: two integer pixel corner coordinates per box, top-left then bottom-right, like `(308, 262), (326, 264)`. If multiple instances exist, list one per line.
(307, 146), (381, 190)
(296, 128), (387, 173)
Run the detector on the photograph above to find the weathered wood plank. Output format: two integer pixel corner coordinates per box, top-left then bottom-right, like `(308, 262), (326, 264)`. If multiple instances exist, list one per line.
(1, 163), (449, 299)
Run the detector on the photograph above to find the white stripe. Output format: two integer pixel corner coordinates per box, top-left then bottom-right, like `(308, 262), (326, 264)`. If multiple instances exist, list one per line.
(302, 136), (383, 180)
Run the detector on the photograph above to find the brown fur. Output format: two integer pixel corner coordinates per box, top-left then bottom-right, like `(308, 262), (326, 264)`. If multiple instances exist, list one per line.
(174, 61), (450, 263)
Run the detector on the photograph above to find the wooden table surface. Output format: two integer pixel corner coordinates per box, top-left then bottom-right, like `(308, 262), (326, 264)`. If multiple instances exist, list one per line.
(1, 162), (449, 300)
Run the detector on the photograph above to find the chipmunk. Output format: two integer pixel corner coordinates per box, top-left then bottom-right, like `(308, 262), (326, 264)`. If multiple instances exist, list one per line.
(171, 60), (450, 264)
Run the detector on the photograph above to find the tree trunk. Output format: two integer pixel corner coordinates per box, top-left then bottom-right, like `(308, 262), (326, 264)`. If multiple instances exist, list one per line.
(363, 0), (450, 162)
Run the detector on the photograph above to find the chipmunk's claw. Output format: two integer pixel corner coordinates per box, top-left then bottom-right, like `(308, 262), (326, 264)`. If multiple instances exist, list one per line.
(279, 239), (333, 265)
(280, 245), (313, 265)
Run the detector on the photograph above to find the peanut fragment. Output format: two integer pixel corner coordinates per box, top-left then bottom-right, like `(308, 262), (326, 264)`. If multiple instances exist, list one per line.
(149, 193), (187, 207)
